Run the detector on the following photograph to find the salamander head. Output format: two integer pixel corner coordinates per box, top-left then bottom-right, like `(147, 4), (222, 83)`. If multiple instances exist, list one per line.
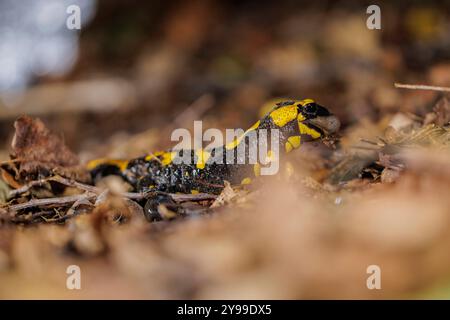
(268, 99), (340, 138)
(297, 99), (340, 136)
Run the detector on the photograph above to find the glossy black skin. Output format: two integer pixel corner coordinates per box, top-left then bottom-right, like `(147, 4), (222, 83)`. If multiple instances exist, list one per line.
(301, 102), (331, 118)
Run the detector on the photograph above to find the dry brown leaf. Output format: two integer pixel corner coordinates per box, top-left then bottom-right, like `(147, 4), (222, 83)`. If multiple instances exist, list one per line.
(210, 181), (238, 208)
(9, 116), (89, 183)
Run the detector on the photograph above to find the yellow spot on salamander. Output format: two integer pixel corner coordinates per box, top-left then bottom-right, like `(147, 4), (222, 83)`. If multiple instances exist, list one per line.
(145, 151), (176, 166)
(285, 142), (293, 153)
(285, 135), (302, 153)
(247, 120), (261, 132)
(253, 163), (261, 177)
(225, 120), (260, 150)
(191, 189), (199, 194)
(258, 98), (293, 118)
(145, 151), (164, 161)
(298, 98), (315, 106)
(269, 105), (298, 127)
(289, 136), (302, 148)
(161, 152), (176, 165)
(145, 151), (163, 161)
(241, 177), (252, 185)
(86, 158), (129, 172)
(225, 137), (240, 150)
(298, 122), (321, 139)
(195, 149), (211, 169)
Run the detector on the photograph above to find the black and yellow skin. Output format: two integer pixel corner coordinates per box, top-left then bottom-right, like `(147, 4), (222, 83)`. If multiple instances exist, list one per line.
(88, 99), (340, 196)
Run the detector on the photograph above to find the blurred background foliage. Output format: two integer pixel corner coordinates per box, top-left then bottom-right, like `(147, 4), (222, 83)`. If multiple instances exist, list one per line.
(0, 0), (448, 159)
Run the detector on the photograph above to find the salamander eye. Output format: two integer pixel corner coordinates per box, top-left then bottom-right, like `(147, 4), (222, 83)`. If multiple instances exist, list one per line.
(303, 103), (318, 115)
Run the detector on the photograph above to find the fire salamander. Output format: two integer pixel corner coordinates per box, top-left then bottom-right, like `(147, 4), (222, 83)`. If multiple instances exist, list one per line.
(87, 99), (340, 220)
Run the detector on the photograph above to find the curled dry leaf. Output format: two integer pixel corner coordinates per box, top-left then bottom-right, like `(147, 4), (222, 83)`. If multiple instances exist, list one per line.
(9, 116), (89, 183)
(12, 116), (79, 167)
(210, 181), (238, 208)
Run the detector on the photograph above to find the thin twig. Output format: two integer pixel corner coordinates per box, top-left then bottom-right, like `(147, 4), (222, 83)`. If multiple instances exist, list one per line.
(8, 178), (51, 198)
(94, 189), (110, 205)
(351, 146), (381, 151)
(5, 192), (96, 212)
(121, 191), (150, 200)
(117, 190), (216, 202)
(7, 175), (146, 200)
(52, 176), (152, 200)
(377, 136), (389, 145)
(164, 192), (217, 202)
(0, 159), (21, 166)
(5, 174), (217, 217)
(7, 176), (97, 199)
(49, 176), (100, 193)
(360, 139), (380, 146)
(394, 83), (450, 92)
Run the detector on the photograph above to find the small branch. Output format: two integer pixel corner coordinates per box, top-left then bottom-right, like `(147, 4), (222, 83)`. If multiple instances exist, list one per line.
(7, 175), (148, 200)
(8, 178), (51, 198)
(120, 191), (149, 200)
(49, 176), (100, 194)
(394, 83), (450, 92)
(5, 173), (217, 219)
(94, 189), (110, 205)
(6, 192), (96, 212)
(360, 139), (381, 146)
(52, 176), (152, 200)
(165, 192), (217, 202)
(0, 159), (21, 166)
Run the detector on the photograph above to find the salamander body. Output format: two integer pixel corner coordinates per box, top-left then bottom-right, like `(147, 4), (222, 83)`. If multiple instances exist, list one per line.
(88, 99), (340, 195)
